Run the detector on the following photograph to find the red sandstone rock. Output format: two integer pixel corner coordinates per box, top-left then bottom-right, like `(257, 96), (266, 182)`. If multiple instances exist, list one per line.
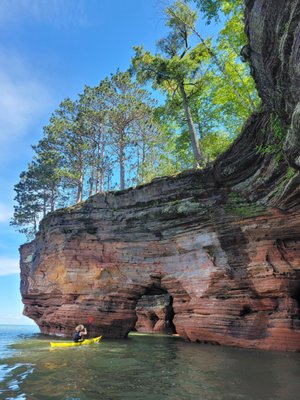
(20, 185), (300, 351)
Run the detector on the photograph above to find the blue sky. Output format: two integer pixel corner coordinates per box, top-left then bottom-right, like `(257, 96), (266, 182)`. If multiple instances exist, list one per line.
(0, 0), (171, 325)
(0, 0), (221, 325)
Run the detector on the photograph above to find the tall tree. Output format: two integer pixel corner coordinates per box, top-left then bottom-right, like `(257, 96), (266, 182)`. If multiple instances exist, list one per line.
(157, 0), (259, 164)
(47, 98), (90, 203)
(105, 70), (157, 190)
(132, 1), (211, 167)
(209, 0), (258, 124)
(159, 76), (232, 167)
(32, 135), (64, 212)
(128, 116), (160, 185)
(79, 82), (113, 195)
(184, 0), (258, 116)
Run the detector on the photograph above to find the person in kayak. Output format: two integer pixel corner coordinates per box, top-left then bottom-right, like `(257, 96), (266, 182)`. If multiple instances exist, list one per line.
(73, 324), (88, 342)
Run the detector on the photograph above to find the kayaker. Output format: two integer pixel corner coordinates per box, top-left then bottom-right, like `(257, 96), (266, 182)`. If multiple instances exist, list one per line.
(73, 324), (88, 342)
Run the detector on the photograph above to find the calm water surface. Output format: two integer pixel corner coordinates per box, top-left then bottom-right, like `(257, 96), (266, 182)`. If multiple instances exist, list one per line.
(0, 325), (300, 399)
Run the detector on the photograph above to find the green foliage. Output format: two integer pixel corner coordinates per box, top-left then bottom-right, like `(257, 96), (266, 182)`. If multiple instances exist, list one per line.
(210, 2), (259, 127)
(10, 164), (44, 240)
(202, 131), (232, 161)
(271, 166), (297, 197)
(188, 0), (244, 23)
(285, 166), (297, 180)
(103, 70), (158, 189)
(225, 192), (267, 218)
(187, 0), (222, 23)
(139, 106), (182, 182)
(256, 114), (288, 162)
(132, 2), (214, 165)
(187, 0), (259, 135)
(167, 1), (198, 32)
(132, 0), (259, 168)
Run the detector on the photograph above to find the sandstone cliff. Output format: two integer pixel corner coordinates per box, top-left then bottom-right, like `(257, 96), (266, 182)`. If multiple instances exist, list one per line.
(20, 0), (300, 351)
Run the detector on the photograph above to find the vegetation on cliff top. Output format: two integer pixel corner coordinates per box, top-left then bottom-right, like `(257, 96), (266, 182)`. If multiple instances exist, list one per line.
(11, 0), (259, 239)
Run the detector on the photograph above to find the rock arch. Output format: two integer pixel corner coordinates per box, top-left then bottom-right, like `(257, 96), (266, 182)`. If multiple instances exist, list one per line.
(134, 284), (176, 334)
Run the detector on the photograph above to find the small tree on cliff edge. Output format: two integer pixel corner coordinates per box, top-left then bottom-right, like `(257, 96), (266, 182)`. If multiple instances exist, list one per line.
(132, 1), (211, 168)
(11, 163), (45, 239)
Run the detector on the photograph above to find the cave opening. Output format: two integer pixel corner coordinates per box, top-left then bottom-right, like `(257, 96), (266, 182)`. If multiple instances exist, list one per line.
(239, 305), (252, 317)
(291, 282), (300, 308)
(133, 284), (176, 335)
(289, 280), (300, 330)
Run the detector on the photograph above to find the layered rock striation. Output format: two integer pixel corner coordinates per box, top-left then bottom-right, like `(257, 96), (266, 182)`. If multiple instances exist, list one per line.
(20, 0), (300, 351)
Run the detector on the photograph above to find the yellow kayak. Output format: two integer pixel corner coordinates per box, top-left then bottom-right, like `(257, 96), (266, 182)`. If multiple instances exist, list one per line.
(50, 336), (102, 348)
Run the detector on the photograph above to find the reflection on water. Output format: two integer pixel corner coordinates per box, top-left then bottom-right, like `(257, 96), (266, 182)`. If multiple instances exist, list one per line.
(0, 326), (300, 399)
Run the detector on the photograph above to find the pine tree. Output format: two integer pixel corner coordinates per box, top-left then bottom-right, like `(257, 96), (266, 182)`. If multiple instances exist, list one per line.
(11, 163), (44, 239)
(105, 70), (157, 190)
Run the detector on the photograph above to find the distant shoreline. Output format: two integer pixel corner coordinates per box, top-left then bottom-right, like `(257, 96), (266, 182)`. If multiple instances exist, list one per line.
(0, 323), (38, 326)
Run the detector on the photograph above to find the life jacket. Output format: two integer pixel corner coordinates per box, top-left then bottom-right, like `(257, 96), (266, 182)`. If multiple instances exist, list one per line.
(73, 331), (81, 342)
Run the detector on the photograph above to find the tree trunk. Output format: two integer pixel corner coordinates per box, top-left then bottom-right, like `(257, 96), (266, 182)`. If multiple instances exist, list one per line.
(196, 114), (208, 164)
(107, 170), (111, 191)
(178, 82), (203, 167)
(89, 158), (95, 197)
(76, 173), (83, 203)
(43, 189), (47, 217)
(192, 26), (254, 111)
(33, 214), (37, 234)
(99, 141), (105, 192)
(119, 137), (125, 190)
(168, 8), (254, 112)
(50, 188), (55, 212)
(136, 141), (141, 184)
(141, 135), (146, 183)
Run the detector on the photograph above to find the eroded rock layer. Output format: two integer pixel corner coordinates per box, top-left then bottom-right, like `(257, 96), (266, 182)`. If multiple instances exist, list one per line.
(20, 0), (300, 351)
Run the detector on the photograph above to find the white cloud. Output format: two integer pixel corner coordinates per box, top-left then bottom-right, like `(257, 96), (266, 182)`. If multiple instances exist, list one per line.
(0, 257), (20, 276)
(0, 203), (12, 223)
(0, 0), (87, 28)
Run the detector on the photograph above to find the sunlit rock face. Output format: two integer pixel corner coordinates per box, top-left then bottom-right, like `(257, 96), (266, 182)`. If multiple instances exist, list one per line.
(20, 0), (300, 351)
(244, 0), (300, 117)
(215, 0), (300, 207)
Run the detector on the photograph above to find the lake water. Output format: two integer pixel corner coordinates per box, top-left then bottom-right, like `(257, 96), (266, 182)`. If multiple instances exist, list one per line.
(0, 325), (300, 399)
